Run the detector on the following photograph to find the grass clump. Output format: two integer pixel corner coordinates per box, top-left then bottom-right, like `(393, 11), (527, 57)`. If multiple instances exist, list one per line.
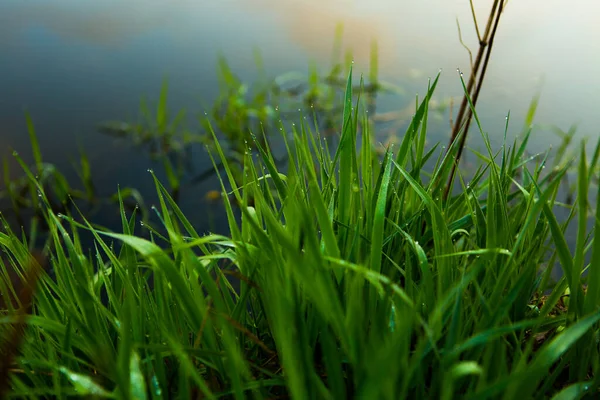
(1, 68), (600, 399)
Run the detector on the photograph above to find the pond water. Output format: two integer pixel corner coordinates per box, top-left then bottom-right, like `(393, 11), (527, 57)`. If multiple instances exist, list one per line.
(1, 0), (599, 236)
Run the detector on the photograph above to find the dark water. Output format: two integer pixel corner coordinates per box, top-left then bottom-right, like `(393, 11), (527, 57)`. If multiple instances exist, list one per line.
(1, 0), (599, 238)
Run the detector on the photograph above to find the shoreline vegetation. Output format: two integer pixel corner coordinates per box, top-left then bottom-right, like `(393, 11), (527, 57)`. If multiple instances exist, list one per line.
(3, 2), (600, 398)
(1, 67), (600, 398)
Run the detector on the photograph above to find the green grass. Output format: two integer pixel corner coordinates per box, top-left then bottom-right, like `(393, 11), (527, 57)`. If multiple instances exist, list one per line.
(1, 68), (600, 399)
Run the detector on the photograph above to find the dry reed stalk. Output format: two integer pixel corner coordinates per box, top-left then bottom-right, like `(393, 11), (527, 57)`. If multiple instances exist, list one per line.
(442, 0), (508, 201)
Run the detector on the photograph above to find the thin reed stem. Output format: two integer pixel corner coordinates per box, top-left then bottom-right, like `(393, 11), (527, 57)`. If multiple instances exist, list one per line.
(442, 0), (506, 200)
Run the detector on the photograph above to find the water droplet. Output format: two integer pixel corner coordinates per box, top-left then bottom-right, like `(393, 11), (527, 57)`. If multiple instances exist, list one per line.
(12, 150), (18, 156)
(147, 169), (153, 173)
(140, 221), (145, 227)
(57, 213), (64, 218)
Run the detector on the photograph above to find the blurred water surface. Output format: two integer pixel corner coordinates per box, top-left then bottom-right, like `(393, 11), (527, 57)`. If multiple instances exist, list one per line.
(1, 0), (598, 232)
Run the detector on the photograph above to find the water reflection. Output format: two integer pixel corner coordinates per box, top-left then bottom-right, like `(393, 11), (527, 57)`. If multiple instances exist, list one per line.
(239, 0), (600, 142)
(1, 1), (600, 204)
(2, 0), (598, 147)
(0, 1), (182, 46)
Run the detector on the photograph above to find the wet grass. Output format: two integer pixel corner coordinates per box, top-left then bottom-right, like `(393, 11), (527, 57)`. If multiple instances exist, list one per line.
(1, 68), (600, 399)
